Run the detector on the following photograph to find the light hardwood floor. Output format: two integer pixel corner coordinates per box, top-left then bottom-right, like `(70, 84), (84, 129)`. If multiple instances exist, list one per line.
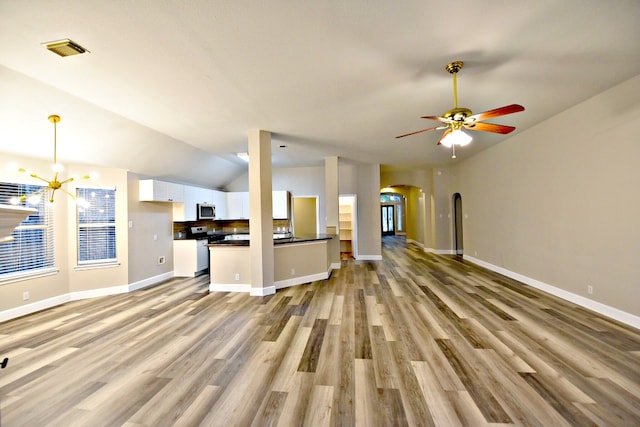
(1, 236), (639, 426)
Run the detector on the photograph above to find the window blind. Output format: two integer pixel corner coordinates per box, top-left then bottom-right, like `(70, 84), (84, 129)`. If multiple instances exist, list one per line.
(0, 182), (55, 279)
(77, 187), (116, 264)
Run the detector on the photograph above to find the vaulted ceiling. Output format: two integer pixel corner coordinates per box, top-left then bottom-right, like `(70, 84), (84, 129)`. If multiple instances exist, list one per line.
(1, 1), (639, 188)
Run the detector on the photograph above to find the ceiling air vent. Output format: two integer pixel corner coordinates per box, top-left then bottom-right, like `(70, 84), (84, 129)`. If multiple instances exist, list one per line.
(42, 39), (89, 57)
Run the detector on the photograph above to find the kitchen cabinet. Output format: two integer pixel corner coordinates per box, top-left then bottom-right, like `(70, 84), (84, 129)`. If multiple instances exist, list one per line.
(211, 190), (227, 220)
(139, 179), (184, 202)
(272, 190), (291, 219)
(173, 239), (209, 277)
(178, 186), (213, 221)
(226, 191), (249, 219)
(225, 191), (290, 219)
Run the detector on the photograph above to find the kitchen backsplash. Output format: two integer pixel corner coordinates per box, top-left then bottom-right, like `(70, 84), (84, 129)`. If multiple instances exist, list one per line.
(173, 218), (290, 238)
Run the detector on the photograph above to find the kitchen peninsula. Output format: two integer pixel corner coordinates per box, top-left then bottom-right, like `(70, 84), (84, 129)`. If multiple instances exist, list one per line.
(208, 234), (336, 295)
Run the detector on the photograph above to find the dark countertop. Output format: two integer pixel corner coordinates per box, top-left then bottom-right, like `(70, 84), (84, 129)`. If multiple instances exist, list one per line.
(174, 232), (228, 241)
(208, 234), (335, 246)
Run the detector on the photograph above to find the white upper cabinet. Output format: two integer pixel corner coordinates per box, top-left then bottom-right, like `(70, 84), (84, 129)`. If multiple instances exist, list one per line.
(211, 190), (227, 220)
(226, 191), (249, 219)
(179, 186), (212, 221)
(175, 186), (228, 221)
(272, 190), (291, 219)
(225, 190), (290, 219)
(139, 179), (184, 203)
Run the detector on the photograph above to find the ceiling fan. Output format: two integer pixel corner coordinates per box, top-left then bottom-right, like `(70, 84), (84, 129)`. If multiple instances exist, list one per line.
(396, 61), (525, 158)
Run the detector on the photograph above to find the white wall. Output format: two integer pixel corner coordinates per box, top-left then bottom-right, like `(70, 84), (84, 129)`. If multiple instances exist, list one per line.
(127, 172), (175, 283)
(451, 74), (640, 319)
(353, 162), (382, 259)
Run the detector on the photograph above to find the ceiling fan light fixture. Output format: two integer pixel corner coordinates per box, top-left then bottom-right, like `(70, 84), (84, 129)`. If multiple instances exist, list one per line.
(440, 130), (472, 148)
(396, 60), (524, 158)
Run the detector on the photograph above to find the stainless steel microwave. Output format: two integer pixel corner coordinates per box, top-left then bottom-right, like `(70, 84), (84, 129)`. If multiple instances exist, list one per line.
(197, 203), (216, 220)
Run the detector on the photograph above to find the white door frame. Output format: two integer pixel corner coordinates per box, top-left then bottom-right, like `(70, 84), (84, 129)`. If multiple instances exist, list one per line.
(339, 194), (358, 259)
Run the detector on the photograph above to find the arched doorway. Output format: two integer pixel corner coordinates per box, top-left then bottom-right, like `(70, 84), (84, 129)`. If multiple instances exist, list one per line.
(453, 193), (463, 255)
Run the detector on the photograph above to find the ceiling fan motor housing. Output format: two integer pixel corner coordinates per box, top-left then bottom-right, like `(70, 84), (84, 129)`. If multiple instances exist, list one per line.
(443, 107), (472, 121)
(445, 61), (464, 74)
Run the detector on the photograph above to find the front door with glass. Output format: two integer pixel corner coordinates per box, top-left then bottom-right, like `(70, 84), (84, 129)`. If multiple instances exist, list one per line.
(381, 205), (395, 235)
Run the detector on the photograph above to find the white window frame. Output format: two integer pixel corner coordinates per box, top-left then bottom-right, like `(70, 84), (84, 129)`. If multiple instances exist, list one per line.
(76, 186), (119, 269)
(0, 182), (56, 284)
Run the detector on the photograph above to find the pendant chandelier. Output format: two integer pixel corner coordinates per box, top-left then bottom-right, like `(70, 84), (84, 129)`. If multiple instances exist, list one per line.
(12, 114), (95, 205)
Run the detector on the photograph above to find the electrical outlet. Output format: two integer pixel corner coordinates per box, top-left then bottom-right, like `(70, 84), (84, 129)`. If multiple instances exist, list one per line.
(153, 233), (158, 241)
(234, 273), (240, 281)
(158, 256), (166, 265)
(22, 291), (30, 301)
(290, 268), (295, 276)
(587, 285), (593, 295)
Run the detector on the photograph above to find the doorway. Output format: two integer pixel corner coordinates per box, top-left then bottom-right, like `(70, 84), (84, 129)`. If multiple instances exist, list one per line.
(453, 193), (463, 255)
(339, 195), (357, 259)
(381, 205), (395, 236)
(380, 192), (405, 236)
(293, 196), (318, 235)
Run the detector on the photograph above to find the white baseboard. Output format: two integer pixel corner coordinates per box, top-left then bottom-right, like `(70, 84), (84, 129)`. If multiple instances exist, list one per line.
(131, 272), (174, 292)
(250, 286), (276, 296)
(435, 249), (456, 255)
(69, 285), (129, 301)
(463, 255), (640, 330)
(330, 262), (341, 270)
(0, 294), (70, 323)
(275, 272), (329, 290)
(420, 246), (456, 255)
(355, 254), (383, 261)
(211, 269), (334, 295)
(69, 272), (173, 301)
(0, 272), (174, 323)
(209, 283), (251, 293)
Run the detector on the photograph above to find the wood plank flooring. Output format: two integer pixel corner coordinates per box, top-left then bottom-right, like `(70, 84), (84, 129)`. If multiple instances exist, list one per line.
(1, 235), (639, 426)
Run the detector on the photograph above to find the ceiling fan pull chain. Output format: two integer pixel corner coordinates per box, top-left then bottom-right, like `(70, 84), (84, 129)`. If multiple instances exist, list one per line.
(452, 144), (457, 159)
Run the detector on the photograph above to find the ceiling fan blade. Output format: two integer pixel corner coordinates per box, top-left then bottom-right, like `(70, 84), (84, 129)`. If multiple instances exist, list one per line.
(395, 126), (441, 139)
(464, 122), (516, 134)
(436, 129), (451, 145)
(420, 115), (452, 123)
(466, 104), (525, 123)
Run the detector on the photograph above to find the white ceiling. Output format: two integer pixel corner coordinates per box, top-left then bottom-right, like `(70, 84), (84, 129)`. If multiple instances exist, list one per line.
(1, 1), (639, 189)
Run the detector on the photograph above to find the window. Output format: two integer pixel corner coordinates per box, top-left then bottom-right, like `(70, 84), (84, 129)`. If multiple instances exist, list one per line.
(380, 193), (403, 203)
(77, 187), (117, 265)
(0, 182), (55, 280)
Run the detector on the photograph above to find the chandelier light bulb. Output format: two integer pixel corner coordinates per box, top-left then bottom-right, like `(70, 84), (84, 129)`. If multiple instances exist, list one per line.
(27, 194), (42, 205)
(52, 163), (64, 173)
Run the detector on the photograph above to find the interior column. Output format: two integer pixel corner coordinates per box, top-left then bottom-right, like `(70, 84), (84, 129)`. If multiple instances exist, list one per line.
(248, 129), (275, 296)
(325, 156), (341, 267)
